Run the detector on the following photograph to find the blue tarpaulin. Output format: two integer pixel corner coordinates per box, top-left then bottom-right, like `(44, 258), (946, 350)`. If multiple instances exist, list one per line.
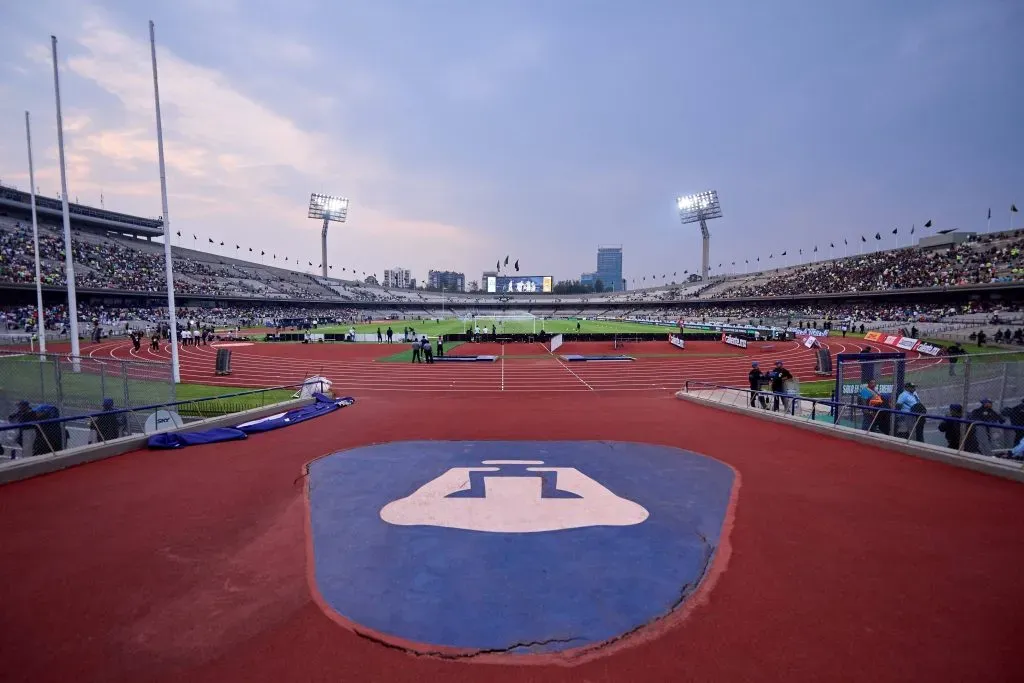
(148, 427), (248, 449)
(147, 394), (356, 450)
(235, 394), (355, 434)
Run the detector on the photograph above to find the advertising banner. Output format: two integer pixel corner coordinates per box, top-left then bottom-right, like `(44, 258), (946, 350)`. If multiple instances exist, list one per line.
(722, 333), (748, 349)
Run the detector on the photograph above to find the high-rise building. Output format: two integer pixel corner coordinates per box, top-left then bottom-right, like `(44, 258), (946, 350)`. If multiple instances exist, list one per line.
(427, 270), (466, 292)
(382, 267), (412, 289)
(581, 246), (624, 292)
(597, 246), (624, 291)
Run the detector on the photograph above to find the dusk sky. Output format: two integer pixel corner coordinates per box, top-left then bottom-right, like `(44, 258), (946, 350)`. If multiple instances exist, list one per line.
(1, 0), (1021, 287)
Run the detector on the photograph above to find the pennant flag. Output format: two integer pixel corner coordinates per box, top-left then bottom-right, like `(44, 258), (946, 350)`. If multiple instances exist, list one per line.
(844, 238), (848, 245)
(861, 236), (866, 242)
(235, 244), (240, 249)
(814, 246), (818, 252)
(924, 220), (933, 228)
(781, 251), (787, 256)
(756, 257), (759, 262)
(798, 249), (802, 255)
(176, 231), (181, 237)
(285, 256), (289, 261)
(308, 261), (313, 266)
(219, 241), (224, 246)
(504, 255), (509, 265)
(1013, 204), (1019, 213)
(891, 228), (897, 235)
(769, 253), (773, 259)
(744, 259), (748, 264)
(208, 238), (214, 243)
(988, 208), (992, 220)
(261, 250), (265, 256)
(937, 229), (956, 235)
(514, 259), (519, 271)
(829, 243), (833, 248)
(249, 247), (253, 252)
(496, 260), (500, 271)
(684, 269), (688, 273)
(910, 225), (915, 234)
(317, 263), (322, 268)
(673, 271), (677, 276)
(193, 234), (197, 240)
(874, 233), (880, 240)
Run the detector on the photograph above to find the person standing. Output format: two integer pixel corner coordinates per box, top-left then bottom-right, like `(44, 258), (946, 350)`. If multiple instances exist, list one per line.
(768, 360), (793, 412)
(437, 334), (444, 358)
(895, 382), (923, 440)
(411, 337), (422, 363)
(386, 326), (393, 344)
(422, 336), (434, 364)
(377, 327), (383, 343)
(748, 362), (768, 408)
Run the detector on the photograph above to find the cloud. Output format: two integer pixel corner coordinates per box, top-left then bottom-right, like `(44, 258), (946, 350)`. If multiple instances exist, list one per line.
(13, 9), (492, 277)
(441, 30), (548, 103)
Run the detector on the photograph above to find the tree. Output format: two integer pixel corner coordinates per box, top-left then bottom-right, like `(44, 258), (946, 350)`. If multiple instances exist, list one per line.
(594, 279), (605, 293)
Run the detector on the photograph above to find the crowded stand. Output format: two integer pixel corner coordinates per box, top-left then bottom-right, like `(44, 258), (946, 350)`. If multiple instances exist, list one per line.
(721, 231), (1024, 298)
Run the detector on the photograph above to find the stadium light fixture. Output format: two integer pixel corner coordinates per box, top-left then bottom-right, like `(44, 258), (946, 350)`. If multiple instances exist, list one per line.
(676, 189), (722, 281)
(308, 193), (349, 278)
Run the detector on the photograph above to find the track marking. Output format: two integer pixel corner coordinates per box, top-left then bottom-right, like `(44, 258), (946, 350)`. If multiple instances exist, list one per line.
(501, 343), (505, 392)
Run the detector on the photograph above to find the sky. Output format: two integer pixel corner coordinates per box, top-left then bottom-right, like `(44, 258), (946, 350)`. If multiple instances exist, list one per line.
(1, 0), (1022, 289)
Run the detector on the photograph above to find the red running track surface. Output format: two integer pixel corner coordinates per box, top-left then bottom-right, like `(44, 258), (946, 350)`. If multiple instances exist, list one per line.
(1, 393), (1022, 682)
(70, 338), (937, 393)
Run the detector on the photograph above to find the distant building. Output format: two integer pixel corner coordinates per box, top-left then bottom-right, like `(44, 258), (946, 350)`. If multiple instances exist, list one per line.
(427, 270), (466, 292)
(383, 267), (412, 289)
(364, 274), (379, 286)
(581, 246), (624, 292)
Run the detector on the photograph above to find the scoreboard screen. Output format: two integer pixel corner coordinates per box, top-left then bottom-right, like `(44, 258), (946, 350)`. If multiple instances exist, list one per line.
(487, 275), (552, 294)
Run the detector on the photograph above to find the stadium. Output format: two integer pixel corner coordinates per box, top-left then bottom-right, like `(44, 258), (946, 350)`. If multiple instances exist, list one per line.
(2, 10), (1024, 683)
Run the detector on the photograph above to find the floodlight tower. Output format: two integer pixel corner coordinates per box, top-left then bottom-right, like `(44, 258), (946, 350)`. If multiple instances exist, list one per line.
(676, 190), (722, 281)
(307, 193), (349, 278)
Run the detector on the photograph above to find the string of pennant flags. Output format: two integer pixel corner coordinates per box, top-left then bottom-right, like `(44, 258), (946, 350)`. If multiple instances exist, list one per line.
(175, 204), (1019, 288)
(174, 232), (379, 281)
(628, 206), (1019, 286)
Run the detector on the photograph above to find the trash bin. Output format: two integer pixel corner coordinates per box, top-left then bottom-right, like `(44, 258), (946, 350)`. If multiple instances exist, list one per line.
(215, 348), (232, 376)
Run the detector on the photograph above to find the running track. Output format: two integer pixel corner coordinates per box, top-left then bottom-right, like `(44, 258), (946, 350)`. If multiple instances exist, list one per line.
(81, 338), (932, 392)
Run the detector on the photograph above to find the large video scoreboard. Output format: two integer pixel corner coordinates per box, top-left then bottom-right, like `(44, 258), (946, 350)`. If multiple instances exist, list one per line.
(486, 275), (553, 294)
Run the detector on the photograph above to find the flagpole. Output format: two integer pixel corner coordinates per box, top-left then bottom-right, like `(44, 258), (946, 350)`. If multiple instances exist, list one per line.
(51, 36), (80, 368)
(25, 111), (47, 359)
(150, 20), (180, 383)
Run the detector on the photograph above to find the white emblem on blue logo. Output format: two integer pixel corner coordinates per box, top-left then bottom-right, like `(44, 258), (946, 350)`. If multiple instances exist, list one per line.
(307, 441), (735, 656)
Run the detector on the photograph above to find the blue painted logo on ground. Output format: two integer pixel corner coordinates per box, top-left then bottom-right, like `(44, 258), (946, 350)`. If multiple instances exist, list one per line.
(307, 441), (735, 654)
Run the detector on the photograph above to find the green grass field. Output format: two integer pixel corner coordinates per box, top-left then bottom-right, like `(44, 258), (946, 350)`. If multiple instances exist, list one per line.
(318, 318), (694, 337)
(0, 353), (297, 419)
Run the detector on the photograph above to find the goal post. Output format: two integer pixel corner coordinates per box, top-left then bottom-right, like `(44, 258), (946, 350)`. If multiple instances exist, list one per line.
(471, 314), (540, 334)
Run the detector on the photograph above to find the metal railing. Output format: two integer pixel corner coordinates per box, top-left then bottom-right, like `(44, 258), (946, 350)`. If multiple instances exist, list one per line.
(0, 380), (327, 463)
(681, 380), (1024, 466)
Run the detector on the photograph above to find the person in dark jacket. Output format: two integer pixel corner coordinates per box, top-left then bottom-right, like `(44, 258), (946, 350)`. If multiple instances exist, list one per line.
(748, 362), (768, 408)
(768, 360), (793, 412)
(92, 398), (127, 442)
(966, 398), (1005, 454)
(938, 404), (964, 450)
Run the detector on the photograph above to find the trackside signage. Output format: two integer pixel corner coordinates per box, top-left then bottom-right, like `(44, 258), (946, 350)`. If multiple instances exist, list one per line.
(862, 330), (938, 355)
(668, 335), (686, 349)
(722, 334), (748, 349)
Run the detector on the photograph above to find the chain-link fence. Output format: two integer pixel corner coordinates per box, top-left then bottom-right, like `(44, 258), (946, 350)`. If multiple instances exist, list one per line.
(0, 350), (175, 421)
(832, 351), (1024, 455)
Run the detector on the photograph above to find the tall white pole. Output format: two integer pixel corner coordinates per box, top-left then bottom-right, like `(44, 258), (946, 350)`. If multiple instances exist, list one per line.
(51, 36), (80, 365)
(25, 111), (47, 358)
(150, 20), (180, 383)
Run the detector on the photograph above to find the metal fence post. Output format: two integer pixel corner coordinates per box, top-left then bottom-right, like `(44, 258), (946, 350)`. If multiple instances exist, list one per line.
(54, 356), (64, 414)
(100, 363), (107, 402)
(122, 359), (131, 411)
(962, 356), (972, 409)
(998, 362), (1010, 412)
